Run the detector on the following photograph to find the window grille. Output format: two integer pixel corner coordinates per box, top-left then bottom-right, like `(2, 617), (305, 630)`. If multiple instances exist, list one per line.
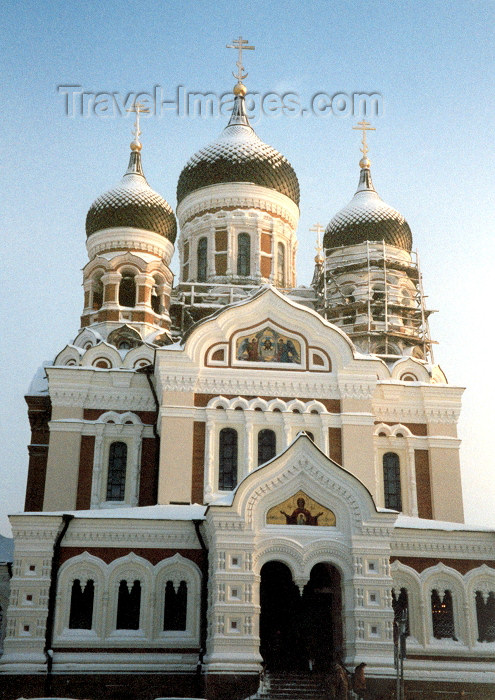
(106, 441), (127, 501)
(383, 452), (402, 511)
(431, 589), (456, 639)
(219, 428), (238, 490)
(258, 429), (276, 466)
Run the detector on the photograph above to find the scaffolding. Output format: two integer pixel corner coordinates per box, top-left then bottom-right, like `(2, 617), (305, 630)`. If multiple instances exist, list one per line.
(319, 241), (435, 362)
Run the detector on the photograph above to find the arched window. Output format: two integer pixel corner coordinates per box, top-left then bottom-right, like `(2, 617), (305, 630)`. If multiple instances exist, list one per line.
(237, 233), (251, 276)
(383, 452), (402, 511)
(164, 580), (188, 631)
(151, 275), (162, 314)
(69, 579), (94, 629)
(276, 242), (285, 286)
(476, 590), (495, 642)
(372, 284), (386, 321)
(342, 287), (356, 324)
(305, 431), (315, 442)
(197, 237), (208, 282)
(116, 579), (141, 630)
(106, 442), (127, 501)
(219, 428), (238, 490)
(119, 272), (136, 307)
(92, 273), (103, 310)
(258, 429), (276, 466)
(431, 589), (456, 640)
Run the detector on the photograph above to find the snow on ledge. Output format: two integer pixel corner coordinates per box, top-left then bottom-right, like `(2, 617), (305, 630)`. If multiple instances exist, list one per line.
(395, 514), (494, 533)
(19, 504), (207, 521)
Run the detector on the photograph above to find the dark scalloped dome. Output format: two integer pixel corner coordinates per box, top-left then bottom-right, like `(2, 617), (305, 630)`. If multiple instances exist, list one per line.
(324, 168), (412, 251)
(177, 96), (300, 206)
(86, 151), (177, 242)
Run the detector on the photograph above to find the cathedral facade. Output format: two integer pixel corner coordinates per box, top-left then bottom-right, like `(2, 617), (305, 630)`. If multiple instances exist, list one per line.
(1, 60), (495, 699)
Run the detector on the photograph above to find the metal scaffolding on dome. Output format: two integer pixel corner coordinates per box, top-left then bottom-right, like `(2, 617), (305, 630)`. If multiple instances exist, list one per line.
(315, 240), (435, 362)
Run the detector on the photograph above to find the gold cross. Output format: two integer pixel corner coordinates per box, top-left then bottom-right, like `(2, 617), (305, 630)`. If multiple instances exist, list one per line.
(310, 223), (324, 258)
(227, 36), (255, 82)
(127, 101), (150, 143)
(352, 120), (376, 159)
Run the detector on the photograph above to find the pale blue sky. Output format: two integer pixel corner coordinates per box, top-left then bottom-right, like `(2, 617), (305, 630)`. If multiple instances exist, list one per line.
(1, 0), (494, 535)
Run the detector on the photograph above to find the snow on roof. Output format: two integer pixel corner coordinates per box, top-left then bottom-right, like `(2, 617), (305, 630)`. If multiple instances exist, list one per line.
(0, 534), (14, 562)
(20, 504), (206, 521)
(395, 514), (494, 533)
(26, 361), (53, 395)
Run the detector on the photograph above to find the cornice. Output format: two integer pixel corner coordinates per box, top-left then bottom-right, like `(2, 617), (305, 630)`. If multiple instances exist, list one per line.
(176, 183), (300, 230)
(391, 531), (495, 559)
(86, 227), (173, 262)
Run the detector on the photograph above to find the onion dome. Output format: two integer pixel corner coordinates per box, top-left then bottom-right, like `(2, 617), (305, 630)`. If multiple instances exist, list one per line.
(86, 144), (177, 242)
(177, 91), (300, 206)
(324, 163), (412, 252)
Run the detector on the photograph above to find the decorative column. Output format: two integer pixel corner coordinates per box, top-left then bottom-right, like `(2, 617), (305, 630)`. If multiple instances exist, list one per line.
(204, 417), (216, 502)
(102, 271), (121, 306)
(135, 273), (152, 309)
(253, 224), (262, 278)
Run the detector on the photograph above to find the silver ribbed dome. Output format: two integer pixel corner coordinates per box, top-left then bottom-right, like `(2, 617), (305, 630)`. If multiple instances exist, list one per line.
(324, 168), (412, 251)
(177, 95), (299, 206)
(86, 151), (177, 242)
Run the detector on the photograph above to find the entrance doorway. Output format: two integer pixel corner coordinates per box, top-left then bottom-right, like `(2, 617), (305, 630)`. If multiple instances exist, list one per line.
(259, 561), (342, 671)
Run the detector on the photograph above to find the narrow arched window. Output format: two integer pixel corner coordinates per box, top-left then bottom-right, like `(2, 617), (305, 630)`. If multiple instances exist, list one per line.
(119, 273), (136, 307)
(219, 428), (238, 490)
(164, 580), (188, 631)
(151, 275), (162, 314)
(92, 274), (103, 310)
(106, 442), (127, 501)
(237, 233), (251, 276)
(431, 589), (456, 639)
(116, 579), (141, 630)
(476, 590), (495, 642)
(276, 242), (285, 287)
(383, 452), (402, 511)
(258, 429), (276, 466)
(197, 237), (208, 282)
(68, 579), (94, 629)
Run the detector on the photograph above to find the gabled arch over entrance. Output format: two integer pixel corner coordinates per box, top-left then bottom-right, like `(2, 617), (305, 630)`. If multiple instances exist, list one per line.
(260, 561), (343, 671)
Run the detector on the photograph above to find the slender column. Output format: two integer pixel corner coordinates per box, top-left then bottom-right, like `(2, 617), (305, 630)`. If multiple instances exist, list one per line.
(226, 223), (235, 276)
(407, 444), (418, 517)
(204, 417), (216, 502)
(207, 228), (216, 278)
(90, 428), (105, 508)
(253, 224), (262, 278)
(135, 273), (152, 308)
(244, 415), (254, 474)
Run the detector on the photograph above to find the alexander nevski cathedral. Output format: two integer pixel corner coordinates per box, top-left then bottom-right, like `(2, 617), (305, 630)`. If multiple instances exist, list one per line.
(1, 41), (494, 700)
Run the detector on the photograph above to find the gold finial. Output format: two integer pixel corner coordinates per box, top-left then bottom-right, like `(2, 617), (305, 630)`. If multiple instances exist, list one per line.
(353, 119), (376, 169)
(127, 101), (150, 151)
(227, 36), (255, 94)
(310, 223), (325, 264)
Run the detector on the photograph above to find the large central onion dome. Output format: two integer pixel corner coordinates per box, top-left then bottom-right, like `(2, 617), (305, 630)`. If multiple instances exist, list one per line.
(86, 148), (177, 242)
(177, 92), (300, 206)
(324, 165), (412, 251)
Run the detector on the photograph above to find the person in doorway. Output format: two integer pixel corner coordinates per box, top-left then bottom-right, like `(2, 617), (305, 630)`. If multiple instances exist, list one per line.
(352, 662), (367, 698)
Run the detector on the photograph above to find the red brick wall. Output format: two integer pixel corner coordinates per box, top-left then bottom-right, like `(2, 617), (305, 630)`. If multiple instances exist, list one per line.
(139, 437), (158, 506)
(24, 395), (51, 511)
(415, 449), (433, 519)
(76, 436), (95, 510)
(328, 427), (342, 465)
(191, 422), (206, 504)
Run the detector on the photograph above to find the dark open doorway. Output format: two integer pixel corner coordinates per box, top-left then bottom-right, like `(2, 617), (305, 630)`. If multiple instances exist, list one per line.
(260, 561), (342, 672)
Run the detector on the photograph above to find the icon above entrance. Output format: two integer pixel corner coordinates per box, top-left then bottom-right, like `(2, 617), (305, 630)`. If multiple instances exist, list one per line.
(266, 490), (336, 526)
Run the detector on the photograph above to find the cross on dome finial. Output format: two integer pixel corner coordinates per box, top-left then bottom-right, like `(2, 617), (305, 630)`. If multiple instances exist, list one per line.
(227, 35), (255, 95)
(352, 119), (376, 169)
(127, 101), (150, 152)
(310, 222), (325, 264)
